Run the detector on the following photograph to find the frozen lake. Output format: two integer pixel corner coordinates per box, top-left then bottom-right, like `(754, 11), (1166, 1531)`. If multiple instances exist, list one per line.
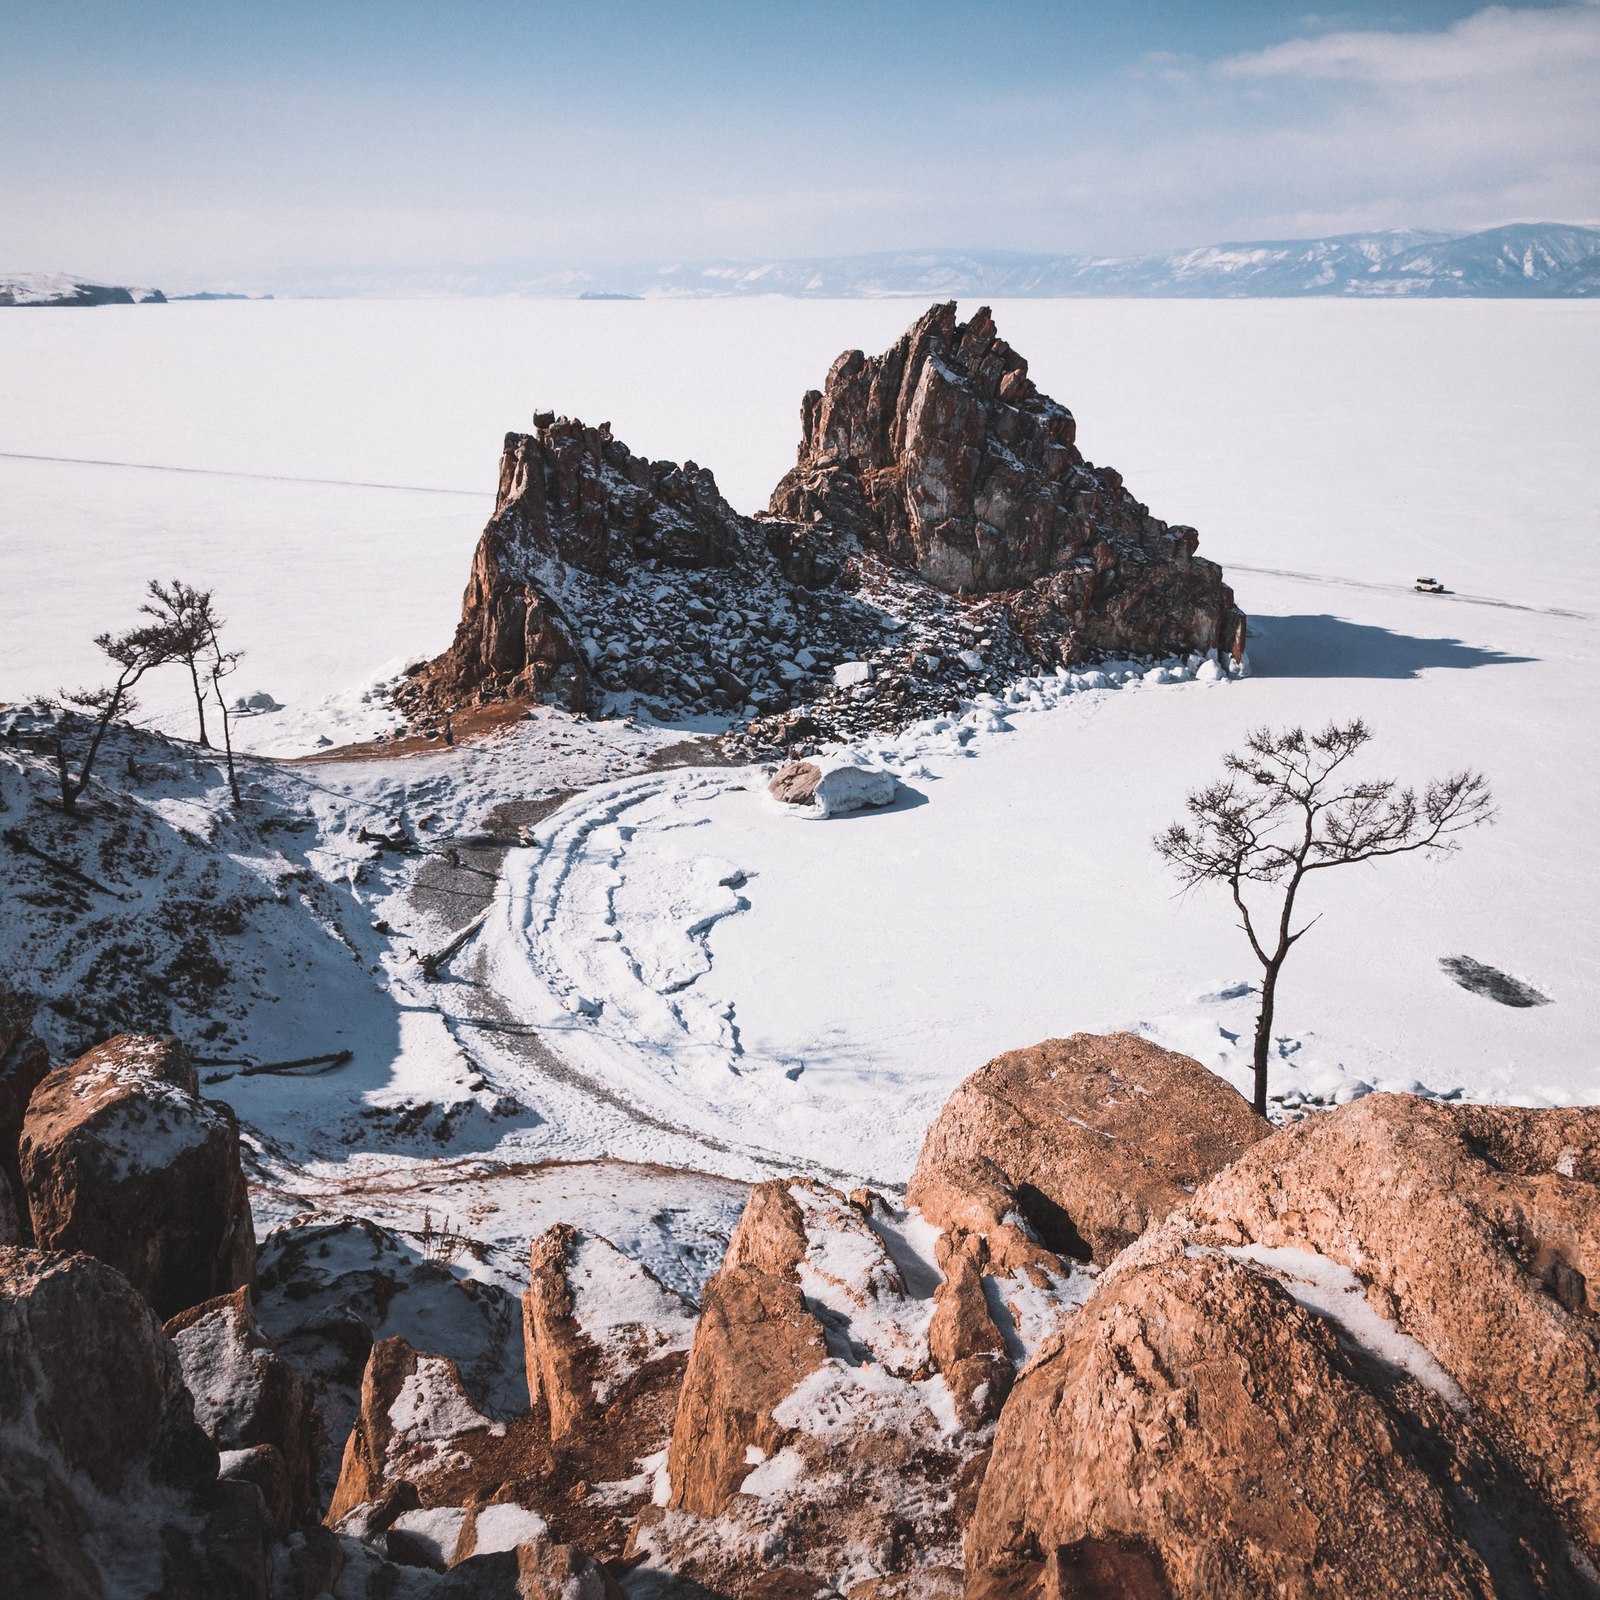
(2, 296), (1596, 1162)
(2, 298), (1597, 743)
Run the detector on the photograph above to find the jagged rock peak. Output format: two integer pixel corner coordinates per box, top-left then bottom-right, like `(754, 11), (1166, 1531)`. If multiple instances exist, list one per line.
(770, 300), (1217, 601)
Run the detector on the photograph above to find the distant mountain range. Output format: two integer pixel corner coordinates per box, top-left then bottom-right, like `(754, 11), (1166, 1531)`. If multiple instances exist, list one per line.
(8, 224), (1600, 304)
(562, 224), (1600, 300)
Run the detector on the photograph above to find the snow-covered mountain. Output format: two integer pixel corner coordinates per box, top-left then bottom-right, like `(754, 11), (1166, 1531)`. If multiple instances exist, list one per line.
(557, 223), (1600, 300)
(0, 271), (166, 306)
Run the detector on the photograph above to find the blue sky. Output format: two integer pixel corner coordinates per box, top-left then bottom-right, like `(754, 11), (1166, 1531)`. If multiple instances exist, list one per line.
(3, 1), (1596, 287)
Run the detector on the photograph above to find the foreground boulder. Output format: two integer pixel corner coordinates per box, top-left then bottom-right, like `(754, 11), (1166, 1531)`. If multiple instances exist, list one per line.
(769, 302), (1246, 665)
(166, 1285), (321, 1529)
(967, 1093), (1600, 1597)
(18, 1033), (256, 1319)
(908, 1032), (1269, 1264)
(1189, 1094), (1600, 1554)
(767, 757), (898, 816)
(0, 1246), (272, 1600)
(633, 1176), (1089, 1595)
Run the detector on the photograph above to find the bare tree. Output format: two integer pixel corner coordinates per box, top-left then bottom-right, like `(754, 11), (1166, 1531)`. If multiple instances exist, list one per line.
(1154, 721), (1494, 1117)
(206, 627), (245, 807)
(55, 621), (177, 813)
(141, 579), (219, 746)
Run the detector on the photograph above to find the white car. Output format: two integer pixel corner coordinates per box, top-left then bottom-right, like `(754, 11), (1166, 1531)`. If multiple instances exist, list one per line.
(1414, 576), (1446, 594)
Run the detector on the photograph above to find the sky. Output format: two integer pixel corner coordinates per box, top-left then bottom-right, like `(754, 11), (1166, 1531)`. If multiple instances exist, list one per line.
(2, 1), (1597, 290)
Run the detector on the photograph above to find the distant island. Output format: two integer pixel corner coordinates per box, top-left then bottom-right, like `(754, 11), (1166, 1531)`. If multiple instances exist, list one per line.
(0, 273), (166, 306)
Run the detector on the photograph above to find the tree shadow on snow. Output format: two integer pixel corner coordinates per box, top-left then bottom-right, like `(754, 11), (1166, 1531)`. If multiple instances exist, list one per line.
(1248, 614), (1535, 680)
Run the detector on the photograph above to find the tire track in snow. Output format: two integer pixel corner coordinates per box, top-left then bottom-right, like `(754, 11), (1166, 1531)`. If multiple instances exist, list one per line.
(1226, 561), (1594, 622)
(0, 449), (489, 498)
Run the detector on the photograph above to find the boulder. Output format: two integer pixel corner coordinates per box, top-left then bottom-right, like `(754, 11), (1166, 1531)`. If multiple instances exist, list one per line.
(0, 1245), (272, 1600)
(18, 1033), (256, 1319)
(327, 1335), (530, 1526)
(767, 757), (898, 816)
(0, 982), (50, 1226)
(253, 1216), (526, 1503)
(966, 1238), (1594, 1599)
(1187, 1093), (1600, 1555)
(166, 1284), (321, 1527)
(907, 1033), (1268, 1265)
(769, 302), (1246, 665)
(634, 1177), (1080, 1595)
(523, 1222), (697, 1446)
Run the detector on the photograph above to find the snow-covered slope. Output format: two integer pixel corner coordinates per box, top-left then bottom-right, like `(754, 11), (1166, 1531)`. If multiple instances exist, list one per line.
(0, 272), (166, 306)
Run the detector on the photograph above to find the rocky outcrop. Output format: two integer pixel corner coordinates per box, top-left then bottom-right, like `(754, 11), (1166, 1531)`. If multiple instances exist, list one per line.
(327, 1335), (530, 1526)
(907, 1032), (1269, 1265)
(966, 1092), (1600, 1597)
(1187, 1094), (1600, 1554)
(252, 1215), (526, 1503)
(18, 1033), (256, 1319)
(0, 1245), (273, 1600)
(404, 304), (1244, 749)
(770, 302), (1245, 663)
(633, 1176), (1088, 1596)
(967, 1242), (1594, 1600)
(0, 983), (50, 1232)
(166, 1285), (321, 1529)
(523, 1223), (697, 1447)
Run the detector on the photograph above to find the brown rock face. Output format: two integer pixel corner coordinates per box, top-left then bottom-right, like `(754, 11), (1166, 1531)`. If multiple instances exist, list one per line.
(770, 303), (1245, 664)
(166, 1284), (321, 1527)
(967, 1240), (1594, 1600)
(1188, 1093), (1600, 1555)
(327, 1334), (528, 1526)
(0, 982), (50, 1230)
(414, 417), (758, 711)
(523, 1222), (696, 1446)
(637, 1177), (1071, 1595)
(907, 1033), (1268, 1265)
(18, 1033), (256, 1320)
(0, 1245), (272, 1600)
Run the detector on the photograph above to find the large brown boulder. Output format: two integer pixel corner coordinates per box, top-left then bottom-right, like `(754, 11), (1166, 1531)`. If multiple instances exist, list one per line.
(1188, 1093), (1600, 1554)
(769, 303), (1245, 664)
(18, 1033), (256, 1319)
(907, 1033), (1269, 1265)
(967, 1241), (1593, 1599)
(166, 1284), (321, 1528)
(0, 1245), (272, 1600)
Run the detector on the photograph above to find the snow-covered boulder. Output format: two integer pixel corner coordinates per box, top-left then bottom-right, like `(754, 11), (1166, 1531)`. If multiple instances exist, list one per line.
(18, 1034), (256, 1320)
(767, 757), (897, 817)
(165, 1284), (319, 1528)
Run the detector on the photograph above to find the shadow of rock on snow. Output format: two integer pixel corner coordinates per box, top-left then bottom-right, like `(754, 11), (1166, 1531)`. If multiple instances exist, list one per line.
(1248, 614), (1535, 680)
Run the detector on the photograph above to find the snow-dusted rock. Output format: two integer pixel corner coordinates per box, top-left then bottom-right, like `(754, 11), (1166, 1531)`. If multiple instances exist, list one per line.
(767, 757), (897, 817)
(833, 660), (873, 687)
(253, 1217), (526, 1502)
(165, 1284), (319, 1528)
(18, 1034), (256, 1320)
(633, 1175), (1079, 1596)
(0, 1245), (272, 1599)
(523, 1223), (697, 1446)
(1188, 1094), (1600, 1554)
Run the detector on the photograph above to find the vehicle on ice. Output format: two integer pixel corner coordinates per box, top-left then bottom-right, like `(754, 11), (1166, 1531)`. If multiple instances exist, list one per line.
(1414, 576), (1446, 593)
